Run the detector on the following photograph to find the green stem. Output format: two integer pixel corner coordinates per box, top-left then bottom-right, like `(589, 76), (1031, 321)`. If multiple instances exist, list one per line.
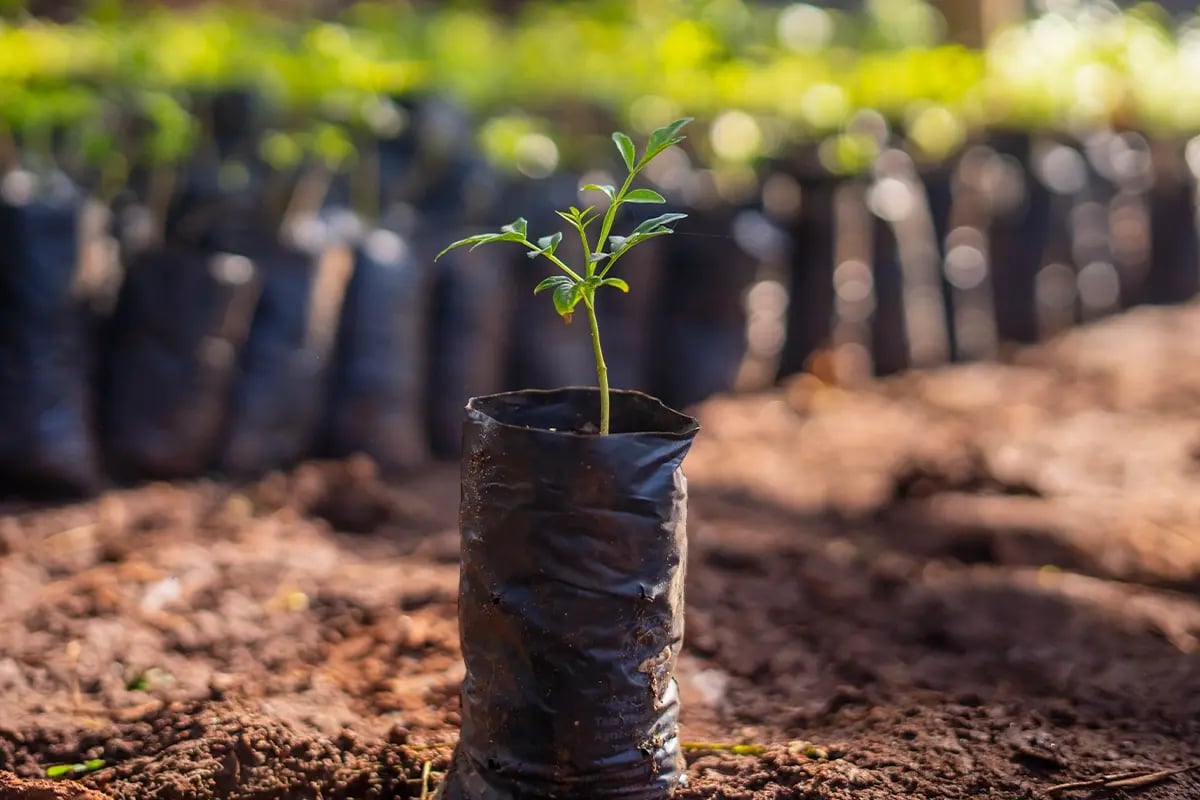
(592, 170), (638, 276)
(523, 242), (584, 282)
(597, 246), (628, 279)
(584, 296), (610, 435)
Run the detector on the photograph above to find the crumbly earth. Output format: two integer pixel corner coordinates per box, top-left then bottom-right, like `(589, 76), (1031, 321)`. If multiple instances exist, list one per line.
(3, 303), (1200, 799)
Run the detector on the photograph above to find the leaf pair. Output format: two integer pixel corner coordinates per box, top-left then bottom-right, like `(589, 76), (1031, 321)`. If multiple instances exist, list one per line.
(533, 275), (582, 321)
(611, 117), (692, 173)
(527, 231), (562, 259)
(581, 183), (665, 205)
(533, 274), (629, 323)
(601, 212), (688, 271)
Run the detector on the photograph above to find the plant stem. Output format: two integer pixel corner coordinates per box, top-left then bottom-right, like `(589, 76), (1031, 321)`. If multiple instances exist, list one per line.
(584, 297), (610, 435)
(593, 170), (638, 275)
(523, 242), (584, 282)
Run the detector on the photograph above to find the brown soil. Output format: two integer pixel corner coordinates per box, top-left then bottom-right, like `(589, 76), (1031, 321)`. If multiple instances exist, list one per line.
(3, 303), (1200, 799)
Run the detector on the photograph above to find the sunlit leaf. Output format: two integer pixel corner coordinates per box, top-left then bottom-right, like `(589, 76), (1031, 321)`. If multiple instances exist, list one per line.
(645, 117), (693, 162)
(527, 231), (563, 259)
(552, 280), (583, 322)
(632, 212), (688, 236)
(500, 217), (528, 238)
(534, 275), (573, 295)
(601, 277), (630, 292)
(581, 183), (616, 200)
(623, 188), (666, 204)
(612, 131), (636, 171)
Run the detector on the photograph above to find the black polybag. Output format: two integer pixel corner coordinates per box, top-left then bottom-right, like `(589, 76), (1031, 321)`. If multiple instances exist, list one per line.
(441, 388), (699, 800)
(220, 240), (351, 477)
(0, 173), (100, 494)
(100, 247), (259, 479)
(648, 207), (752, 409)
(322, 228), (430, 471)
(425, 242), (512, 457)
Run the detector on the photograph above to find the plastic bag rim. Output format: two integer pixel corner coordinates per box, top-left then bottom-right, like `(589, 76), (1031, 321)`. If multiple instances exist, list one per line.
(466, 386), (700, 440)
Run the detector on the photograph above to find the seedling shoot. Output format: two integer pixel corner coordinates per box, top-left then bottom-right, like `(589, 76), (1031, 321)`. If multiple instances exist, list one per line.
(436, 119), (692, 435)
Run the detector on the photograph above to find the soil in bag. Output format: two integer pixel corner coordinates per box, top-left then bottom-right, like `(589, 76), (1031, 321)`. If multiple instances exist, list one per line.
(322, 227), (431, 472)
(442, 388), (699, 800)
(100, 247), (260, 480)
(0, 171), (100, 495)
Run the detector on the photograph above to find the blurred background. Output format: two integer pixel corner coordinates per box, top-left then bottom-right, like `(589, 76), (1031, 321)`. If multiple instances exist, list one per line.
(2, 0), (1200, 495)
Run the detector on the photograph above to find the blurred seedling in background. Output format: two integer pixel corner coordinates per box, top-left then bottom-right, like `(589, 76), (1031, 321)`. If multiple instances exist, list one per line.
(436, 118), (692, 435)
(46, 759), (106, 779)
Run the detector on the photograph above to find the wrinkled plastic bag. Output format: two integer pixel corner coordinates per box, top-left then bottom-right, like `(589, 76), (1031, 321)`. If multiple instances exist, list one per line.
(0, 171), (100, 494)
(441, 388), (699, 800)
(220, 239), (351, 477)
(101, 247), (259, 479)
(322, 228), (430, 471)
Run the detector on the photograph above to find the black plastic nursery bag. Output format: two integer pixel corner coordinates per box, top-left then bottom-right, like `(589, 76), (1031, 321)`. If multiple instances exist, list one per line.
(442, 388), (699, 800)
(220, 240), (351, 477)
(101, 247), (260, 479)
(0, 172), (100, 494)
(425, 243), (512, 457)
(323, 228), (430, 471)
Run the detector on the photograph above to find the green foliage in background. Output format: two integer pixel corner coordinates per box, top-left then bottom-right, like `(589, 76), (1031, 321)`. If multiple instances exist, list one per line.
(0, 1), (1198, 177)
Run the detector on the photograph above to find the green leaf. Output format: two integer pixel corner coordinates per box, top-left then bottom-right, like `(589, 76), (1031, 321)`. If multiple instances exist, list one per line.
(581, 183), (616, 201)
(645, 117), (693, 161)
(623, 188), (666, 204)
(633, 212), (688, 236)
(481, 232), (526, 248)
(527, 231), (564, 259)
(46, 760), (105, 779)
(500, 217), (528, 238)
(612, 131), (636, 171)
(588, 252), (609, 263)
(601, 278), (630, 292)
(607, 229), (674, 260)
(435, 230), (525, 261)
(552, 281), (583, 322)
(435, 234), (496, 261)
(534, 275), (573, 295)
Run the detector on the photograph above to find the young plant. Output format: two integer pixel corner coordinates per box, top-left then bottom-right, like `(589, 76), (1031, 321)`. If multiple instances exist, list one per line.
(436, 118), (691, 435)
(46, 759), (106, 779)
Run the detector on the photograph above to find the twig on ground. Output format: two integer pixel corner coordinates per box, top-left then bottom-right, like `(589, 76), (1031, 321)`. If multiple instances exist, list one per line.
(681, 742), (767, 756)
(1045, 764), (1199, 795)
(419, 761), (433, 800)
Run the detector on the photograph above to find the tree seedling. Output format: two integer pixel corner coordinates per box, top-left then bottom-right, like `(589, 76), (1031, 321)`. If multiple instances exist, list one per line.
(436, 118), (692, 435)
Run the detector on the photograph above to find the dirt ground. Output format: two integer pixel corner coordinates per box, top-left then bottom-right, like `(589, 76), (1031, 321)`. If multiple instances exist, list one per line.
(3, 302), (1200, 799)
